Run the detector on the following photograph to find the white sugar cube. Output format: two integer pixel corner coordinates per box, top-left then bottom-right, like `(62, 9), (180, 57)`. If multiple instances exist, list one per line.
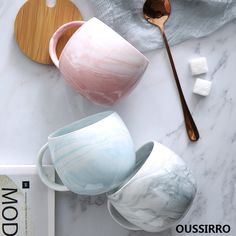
(193, 79), (212, 96)
(189, 57), (208, 75)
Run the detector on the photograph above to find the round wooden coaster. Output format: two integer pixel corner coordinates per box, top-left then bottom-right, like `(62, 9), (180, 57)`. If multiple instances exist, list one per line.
(14, 0), (83, 65)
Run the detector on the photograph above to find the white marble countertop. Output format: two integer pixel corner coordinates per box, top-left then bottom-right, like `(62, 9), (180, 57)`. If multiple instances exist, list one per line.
(1, 0), (236, 235)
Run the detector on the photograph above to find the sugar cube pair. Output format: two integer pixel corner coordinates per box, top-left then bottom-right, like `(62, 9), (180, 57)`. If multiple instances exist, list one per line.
(189, 57), (212, 97)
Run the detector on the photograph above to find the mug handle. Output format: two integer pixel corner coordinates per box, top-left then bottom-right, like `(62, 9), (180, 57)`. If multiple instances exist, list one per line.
(37, 143), (69, 191)
(49, 21), (85, 68)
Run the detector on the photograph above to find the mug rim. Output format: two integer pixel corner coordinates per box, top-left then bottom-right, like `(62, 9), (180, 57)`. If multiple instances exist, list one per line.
(107, 200), (141, 231)
(107, 141), (156, 196)
(48, 110), (114, 140)
(59, 17), (149, 65)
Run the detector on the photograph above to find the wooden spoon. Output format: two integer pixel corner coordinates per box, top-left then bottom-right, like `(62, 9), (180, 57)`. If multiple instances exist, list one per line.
(14, 0), (83, 65)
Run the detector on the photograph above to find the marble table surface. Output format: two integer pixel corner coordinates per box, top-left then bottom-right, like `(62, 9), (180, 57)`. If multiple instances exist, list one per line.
(1, 0), (236, 235)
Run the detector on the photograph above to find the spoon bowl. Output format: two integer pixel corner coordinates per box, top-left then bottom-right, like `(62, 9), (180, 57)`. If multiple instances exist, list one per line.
(143, 0), (171, 29)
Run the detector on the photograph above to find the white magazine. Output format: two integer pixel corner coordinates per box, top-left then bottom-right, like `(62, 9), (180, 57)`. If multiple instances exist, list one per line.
(0, 165), (55, 236)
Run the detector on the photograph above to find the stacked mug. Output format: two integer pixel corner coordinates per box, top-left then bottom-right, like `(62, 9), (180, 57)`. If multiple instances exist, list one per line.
(37, 112), (197, 233)
(36, 18), (197, 233)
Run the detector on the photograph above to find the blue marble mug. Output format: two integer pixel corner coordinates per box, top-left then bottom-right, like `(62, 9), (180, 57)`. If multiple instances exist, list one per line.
(107, 141), (197, 232)
(36, 111), (135, 195)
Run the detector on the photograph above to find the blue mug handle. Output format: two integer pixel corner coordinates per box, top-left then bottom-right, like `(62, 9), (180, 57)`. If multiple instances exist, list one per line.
(37, 143), (69, 192)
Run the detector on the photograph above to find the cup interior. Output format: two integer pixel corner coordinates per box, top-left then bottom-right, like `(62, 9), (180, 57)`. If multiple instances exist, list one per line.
(107, 201), (141, 231)
(58, 21), (85, 62)
(108, 141), (154, 195)
(49, 111), (113, 139)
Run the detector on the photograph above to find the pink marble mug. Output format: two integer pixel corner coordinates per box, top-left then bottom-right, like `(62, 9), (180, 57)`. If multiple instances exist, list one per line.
(49, 17), (149, 106)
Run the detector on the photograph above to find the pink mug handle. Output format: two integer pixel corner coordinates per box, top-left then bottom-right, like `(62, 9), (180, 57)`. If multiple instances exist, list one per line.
(49, 21), (85, 68)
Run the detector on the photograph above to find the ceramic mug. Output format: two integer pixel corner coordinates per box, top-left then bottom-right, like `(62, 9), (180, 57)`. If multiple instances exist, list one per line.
(36, 111), (135, 195)
(107, 141), (197, 232)
(49, 17), (149, 106)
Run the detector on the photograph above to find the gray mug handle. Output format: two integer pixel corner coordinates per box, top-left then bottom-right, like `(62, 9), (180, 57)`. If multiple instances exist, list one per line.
(37, 143), (69, 192)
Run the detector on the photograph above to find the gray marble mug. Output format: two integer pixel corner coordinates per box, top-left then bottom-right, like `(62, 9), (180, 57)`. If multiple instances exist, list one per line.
(107, 141), (197, 232)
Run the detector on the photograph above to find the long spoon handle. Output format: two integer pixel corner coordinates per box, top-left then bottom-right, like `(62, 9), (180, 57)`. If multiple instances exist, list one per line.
(161, 30), (199, 142)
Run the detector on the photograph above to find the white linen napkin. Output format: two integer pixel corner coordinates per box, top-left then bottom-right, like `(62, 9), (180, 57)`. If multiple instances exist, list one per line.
(89, 0), (236, 52)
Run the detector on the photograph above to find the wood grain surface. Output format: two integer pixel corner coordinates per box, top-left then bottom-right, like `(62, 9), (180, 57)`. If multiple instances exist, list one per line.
(14, 0), (83, 65)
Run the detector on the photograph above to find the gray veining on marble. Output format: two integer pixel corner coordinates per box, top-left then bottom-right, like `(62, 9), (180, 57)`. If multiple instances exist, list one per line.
(0, 0), (236, 236)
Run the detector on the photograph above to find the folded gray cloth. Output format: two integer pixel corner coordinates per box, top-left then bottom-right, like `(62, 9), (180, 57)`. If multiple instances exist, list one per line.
(89, 0), (236, 52)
